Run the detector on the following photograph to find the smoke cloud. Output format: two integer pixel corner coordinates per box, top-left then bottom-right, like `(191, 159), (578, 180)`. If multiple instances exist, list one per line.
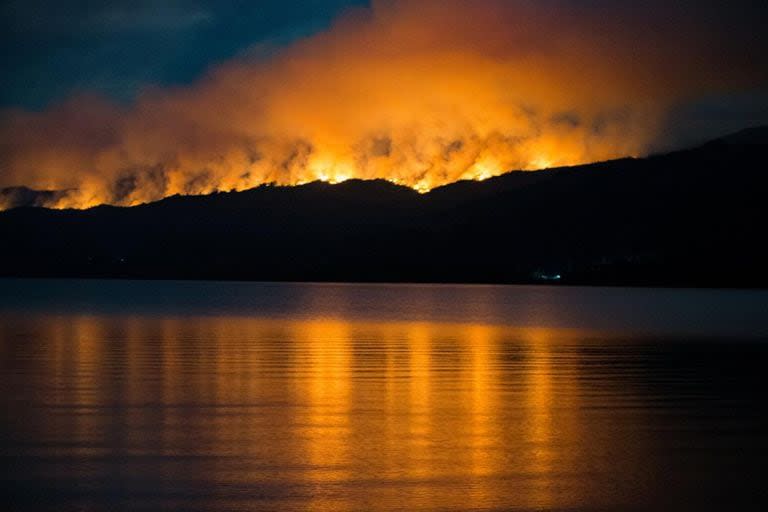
(1, 0), (766, 208)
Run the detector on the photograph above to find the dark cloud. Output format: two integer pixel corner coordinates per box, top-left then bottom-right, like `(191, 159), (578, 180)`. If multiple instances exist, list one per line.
(2, 1), (213, 33)
(550, 113), (581, 129)
(653, 91), (768, 151)
(2, 1), (766, 109)
(0, 0), (369, 107)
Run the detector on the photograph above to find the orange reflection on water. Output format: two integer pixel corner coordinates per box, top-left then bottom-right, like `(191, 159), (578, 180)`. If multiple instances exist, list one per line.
(406, 323), (433, 479)
(524, 328), (557, 509)
(9, 314), (608, 511)
(296, 320), (353, 511)
(464, 324), (500, 506)
(524, 327), (586, 510)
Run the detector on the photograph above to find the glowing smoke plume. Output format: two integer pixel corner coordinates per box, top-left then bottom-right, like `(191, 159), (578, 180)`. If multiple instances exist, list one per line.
(1, 0), (765, 208)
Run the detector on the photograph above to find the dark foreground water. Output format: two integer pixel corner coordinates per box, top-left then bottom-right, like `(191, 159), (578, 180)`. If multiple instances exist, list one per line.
(1, 280), (767, 511)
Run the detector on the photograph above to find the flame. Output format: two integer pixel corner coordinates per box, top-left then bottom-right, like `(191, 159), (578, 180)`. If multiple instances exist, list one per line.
(530, 157), (553, 171)
(1, 0), (764, 209)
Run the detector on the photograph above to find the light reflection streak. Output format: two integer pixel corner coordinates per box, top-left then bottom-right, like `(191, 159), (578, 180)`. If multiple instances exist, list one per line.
(8, 314), (605, 510)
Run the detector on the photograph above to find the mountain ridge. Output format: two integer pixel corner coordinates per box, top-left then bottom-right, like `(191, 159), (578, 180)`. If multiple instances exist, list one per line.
(1, 127), (766, 287)
(5, 125), (767, 212)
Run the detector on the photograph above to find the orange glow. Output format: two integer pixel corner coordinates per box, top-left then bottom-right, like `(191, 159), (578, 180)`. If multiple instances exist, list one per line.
(1, 0), (761, 209)
(14, 312), (652, 510)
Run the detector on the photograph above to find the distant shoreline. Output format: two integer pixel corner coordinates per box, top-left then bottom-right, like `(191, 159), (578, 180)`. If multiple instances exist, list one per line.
(2, 129), (767, 290)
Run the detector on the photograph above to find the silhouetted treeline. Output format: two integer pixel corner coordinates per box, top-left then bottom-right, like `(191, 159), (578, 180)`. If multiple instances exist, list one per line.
(1, 128), (767, 287)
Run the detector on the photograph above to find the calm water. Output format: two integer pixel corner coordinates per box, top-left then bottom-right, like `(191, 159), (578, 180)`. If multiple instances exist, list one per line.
(1, 280), (767, 511)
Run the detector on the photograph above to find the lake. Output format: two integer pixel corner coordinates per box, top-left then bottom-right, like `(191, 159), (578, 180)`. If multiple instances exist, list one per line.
(2, 279), (767, 511)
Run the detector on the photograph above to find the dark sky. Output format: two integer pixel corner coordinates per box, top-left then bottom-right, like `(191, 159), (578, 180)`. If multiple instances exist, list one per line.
(2, 1), (766, 106)
(1, 0), (369, 108)
(1, 0), (767, 146)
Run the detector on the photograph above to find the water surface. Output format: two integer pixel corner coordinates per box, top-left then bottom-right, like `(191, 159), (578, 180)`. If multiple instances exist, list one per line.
(2, 280), (767, 511)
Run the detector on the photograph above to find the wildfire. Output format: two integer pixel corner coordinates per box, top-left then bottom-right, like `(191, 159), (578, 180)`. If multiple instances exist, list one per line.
(0, 0), (762, 210)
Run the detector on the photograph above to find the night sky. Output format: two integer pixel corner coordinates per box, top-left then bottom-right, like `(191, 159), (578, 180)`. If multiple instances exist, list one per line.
(2, 1), (765, 112)
(1, 0), (369, 108)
